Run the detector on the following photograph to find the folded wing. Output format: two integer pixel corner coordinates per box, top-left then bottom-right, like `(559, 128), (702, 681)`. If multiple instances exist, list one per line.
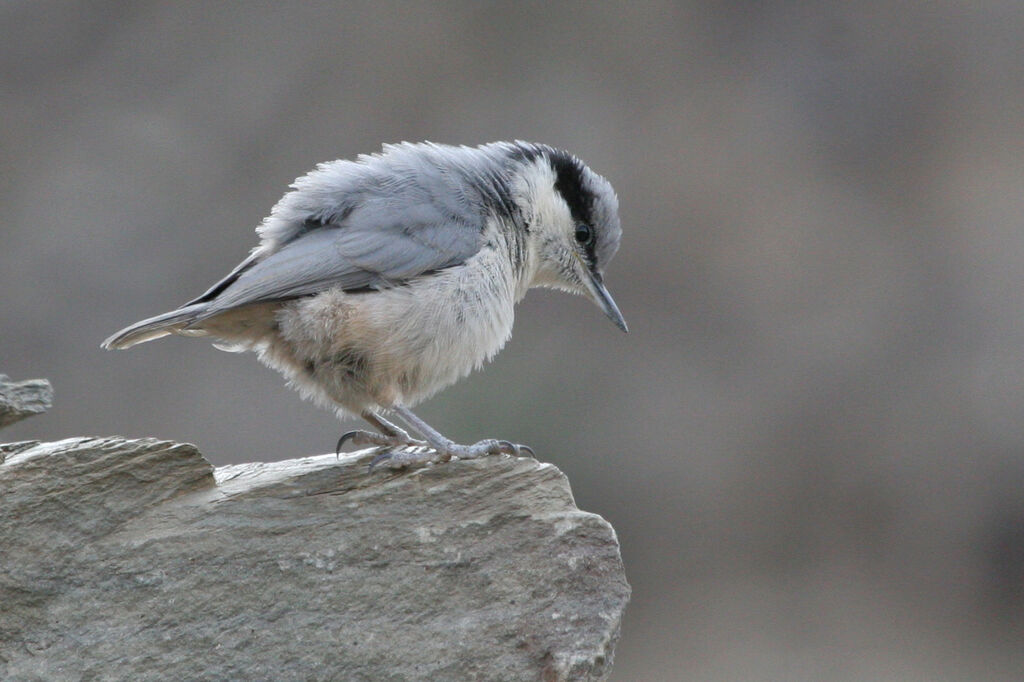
(192, 187), (485, 321)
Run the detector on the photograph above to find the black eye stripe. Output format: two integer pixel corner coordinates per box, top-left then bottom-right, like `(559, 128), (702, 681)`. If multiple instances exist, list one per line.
(548, 151), (594, 227)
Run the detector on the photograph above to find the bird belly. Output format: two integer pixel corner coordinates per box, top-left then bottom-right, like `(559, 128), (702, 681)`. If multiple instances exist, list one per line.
(266, 248), (518, 415)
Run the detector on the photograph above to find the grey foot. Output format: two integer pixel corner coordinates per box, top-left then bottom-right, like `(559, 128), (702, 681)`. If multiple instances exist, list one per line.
(443, 439), (535, 460)
(368, 439), (535, 471)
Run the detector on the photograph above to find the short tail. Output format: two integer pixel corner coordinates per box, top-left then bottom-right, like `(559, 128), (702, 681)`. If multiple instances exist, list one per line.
(101, 304), (207, 350)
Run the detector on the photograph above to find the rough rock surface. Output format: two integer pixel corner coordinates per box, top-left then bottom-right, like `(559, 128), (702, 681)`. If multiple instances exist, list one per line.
(0, 437), (629, 681)
(0, 374), (53, 431)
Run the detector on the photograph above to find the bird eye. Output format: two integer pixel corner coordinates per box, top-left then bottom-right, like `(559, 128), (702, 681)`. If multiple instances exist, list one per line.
(575, 224), (594, 246)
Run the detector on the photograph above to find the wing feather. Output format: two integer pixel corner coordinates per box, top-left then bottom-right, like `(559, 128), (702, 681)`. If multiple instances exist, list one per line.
(196, 176), (487, 320)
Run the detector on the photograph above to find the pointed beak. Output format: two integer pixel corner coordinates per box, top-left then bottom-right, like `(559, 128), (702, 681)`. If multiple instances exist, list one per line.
(583, 269), (628, 333)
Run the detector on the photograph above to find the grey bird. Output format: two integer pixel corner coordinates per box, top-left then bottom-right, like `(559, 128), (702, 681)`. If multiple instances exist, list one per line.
(103, 141), (626, 468)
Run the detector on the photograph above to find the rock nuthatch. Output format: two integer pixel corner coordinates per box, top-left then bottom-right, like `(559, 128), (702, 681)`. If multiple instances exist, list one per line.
(103, 141), (626, 468)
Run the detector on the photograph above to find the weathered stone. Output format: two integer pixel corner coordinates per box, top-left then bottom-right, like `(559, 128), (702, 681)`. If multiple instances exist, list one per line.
(0, 375), (53, 431)
(0, 437), (629, 681)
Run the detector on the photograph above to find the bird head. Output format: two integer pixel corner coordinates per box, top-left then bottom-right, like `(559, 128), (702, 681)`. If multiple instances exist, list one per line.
(511, 145), (628, 333)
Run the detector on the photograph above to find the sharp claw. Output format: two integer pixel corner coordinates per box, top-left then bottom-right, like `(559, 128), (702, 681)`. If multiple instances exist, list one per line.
(336, 430), (360, 458)
(494, 440), (534, 457)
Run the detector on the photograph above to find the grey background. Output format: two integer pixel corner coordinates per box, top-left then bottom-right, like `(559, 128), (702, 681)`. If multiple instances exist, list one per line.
(3, 2), (1023, 680)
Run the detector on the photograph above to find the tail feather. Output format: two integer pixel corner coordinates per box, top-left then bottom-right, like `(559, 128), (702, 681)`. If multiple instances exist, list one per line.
(101, 304), (207, 350)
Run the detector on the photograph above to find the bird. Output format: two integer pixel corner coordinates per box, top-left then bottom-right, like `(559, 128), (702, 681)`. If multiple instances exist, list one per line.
(102, 141), (626, 468)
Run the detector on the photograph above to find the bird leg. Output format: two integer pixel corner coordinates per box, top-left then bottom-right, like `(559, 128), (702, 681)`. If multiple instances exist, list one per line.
(364, 411), (416, 441)
(335, 410), (426, 456)
(366, 405), (534, 469)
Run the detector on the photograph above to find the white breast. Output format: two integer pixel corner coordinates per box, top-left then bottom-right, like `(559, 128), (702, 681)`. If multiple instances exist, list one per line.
(369, 243), (519, 405)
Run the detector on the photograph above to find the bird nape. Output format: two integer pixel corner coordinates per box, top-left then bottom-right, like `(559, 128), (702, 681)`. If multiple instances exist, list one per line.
(103, 141), (625, 469)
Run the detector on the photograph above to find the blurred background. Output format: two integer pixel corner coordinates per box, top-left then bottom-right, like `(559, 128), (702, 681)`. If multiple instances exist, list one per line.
(3, 2), (1023, 679)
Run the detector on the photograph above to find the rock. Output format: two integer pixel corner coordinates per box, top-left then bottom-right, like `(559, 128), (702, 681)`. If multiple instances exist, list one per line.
(0, 437), (629, 681)
(0, 375), (54, 431)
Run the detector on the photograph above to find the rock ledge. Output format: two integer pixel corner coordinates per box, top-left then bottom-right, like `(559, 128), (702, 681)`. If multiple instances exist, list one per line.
(0, 436), (629, 681)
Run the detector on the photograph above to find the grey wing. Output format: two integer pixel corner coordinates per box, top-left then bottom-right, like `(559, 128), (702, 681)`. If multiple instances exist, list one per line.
(194, 198), (484, 320)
